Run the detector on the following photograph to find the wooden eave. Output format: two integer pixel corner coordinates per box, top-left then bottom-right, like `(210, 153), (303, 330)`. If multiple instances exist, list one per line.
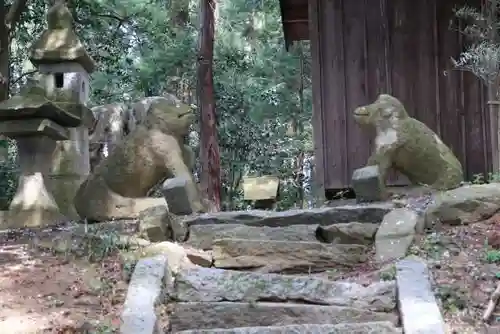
(279, 0), (309, 49)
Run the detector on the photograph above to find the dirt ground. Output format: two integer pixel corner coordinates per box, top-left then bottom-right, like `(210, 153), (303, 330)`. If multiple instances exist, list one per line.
(329, 218), (500, 334)
(413, 219), (500, 334)
(0, 229), (127, 334)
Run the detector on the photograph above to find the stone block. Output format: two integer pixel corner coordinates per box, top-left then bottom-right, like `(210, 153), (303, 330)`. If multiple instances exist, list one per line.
(186, 224), (317, 250)
(0, 95), (81, 127)
(352, 165), (387, 203)
(175, 323), (402, 334)
(375, 208), (421, 262)
(161, 176), (193, 216)
(47, 174), (87, 220)
(39, 63), (91, 105)
(212, 239), (367, 273)
(173, 267), (396, 311)
(0, 137), (65, 229)
(120, 254), (168, 334)
(169, 302), (398, 332)
(396, 256), (445, 334)
(182, 202), (393, 227)
(0, 118), (69, 140)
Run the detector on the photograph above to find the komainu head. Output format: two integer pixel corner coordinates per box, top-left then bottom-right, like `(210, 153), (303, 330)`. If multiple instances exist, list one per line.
(144, 95), (195, 137)
(353, 94), (408, 127)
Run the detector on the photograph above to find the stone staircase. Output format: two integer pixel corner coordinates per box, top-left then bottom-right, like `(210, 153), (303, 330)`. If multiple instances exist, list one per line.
(120, 203), (445, 334)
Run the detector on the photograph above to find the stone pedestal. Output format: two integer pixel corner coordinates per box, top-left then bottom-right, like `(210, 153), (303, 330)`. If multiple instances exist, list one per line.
(2, 137), (65, 228)
(49, 126), (90, 219)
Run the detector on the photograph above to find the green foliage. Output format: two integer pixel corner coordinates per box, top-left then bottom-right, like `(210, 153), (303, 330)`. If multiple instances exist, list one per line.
(2, 0), (314, 211)
(452, 2), (500, 87)
(0, 139), (18, 209)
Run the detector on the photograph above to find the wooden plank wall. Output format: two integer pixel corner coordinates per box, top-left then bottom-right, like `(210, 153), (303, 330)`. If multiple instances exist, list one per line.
(309, 0), (489, 190)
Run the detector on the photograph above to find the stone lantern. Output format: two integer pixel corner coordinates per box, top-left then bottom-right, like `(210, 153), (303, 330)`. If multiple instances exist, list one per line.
(29, 0), (96, 220)
(0, 1), (95, 228)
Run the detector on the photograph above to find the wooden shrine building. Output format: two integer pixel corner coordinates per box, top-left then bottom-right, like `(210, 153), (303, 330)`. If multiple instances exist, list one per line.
(279, 0), (493, 196)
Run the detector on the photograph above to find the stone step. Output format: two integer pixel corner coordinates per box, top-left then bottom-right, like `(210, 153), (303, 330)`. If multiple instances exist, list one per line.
(182, 203), (392, 227)
(174, 322), (403, 333)
(186, 224), (319, 250)
(212, 238), (368, 273)
(171, 267), (396, 312)
(169, 302), (399, 332)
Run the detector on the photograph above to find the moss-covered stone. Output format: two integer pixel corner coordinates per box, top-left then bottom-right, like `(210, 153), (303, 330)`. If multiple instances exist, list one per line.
(29, 2), (95, 73)
(352, 94), (463, 190)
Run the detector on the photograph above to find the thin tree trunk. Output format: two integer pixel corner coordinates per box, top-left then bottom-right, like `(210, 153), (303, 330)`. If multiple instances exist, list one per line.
(197, 0), (221, 211)
(487, 0), (500, 171)
(0, 1), (9, 101)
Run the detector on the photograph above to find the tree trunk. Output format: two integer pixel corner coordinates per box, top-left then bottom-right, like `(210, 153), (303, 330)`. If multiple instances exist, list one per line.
(197, 0), (221, 211)
(0, 0), (30, 101)
(0, 1), (9, 101)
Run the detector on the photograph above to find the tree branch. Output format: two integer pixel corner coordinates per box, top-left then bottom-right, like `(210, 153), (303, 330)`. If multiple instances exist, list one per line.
(11, 70), (37, 86)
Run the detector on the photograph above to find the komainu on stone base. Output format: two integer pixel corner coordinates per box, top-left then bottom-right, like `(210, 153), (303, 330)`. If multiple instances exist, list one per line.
(352, 94), (463, 198)
(74, 95), (205, 222)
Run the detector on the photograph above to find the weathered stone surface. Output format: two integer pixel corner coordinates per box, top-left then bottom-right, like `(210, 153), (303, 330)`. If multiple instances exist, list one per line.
(0, 118), (69, 140)
(169, 302), (398, 332)
(182, 245), (213, 267)
(396, 256), (445, 334)
(120, 241), (196, 281)
(138, 206), (169, 242)
(352, 94), (463, 191)
(137, 205), (188, 242)
(183, 203), (393, 227)
(90, 102), (130, 170)
(213, 239), (367, 273)
(173, 267), (396, 311)
(0, 137), (66, 229)
(74, 94), (204, 222)
(375, 209), (421, 262)
(352, 165), (387, 202)
(316, 222), (379, 245)
(30, 2), (96, 73)
(175, 322), (402, 334)
(162, 176), (193, 215)
(424, 184), (500, 228)
(120, 254), (167, 334)
(187, 224), (318, 250)
(0, 93), (82, 128)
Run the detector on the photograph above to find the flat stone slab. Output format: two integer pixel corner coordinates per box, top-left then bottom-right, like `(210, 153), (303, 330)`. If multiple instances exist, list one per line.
(183, 203), (393, 227)
(175, 322), (403, 334)
(120, 254), (169, 334)
(186, 224), (318, 250)
(169, 302), (399, 332)
(375, 208), (422, 262)
(212, 239), (368, 273)
(172, 267), (396, 311)
(0, 118), (69, 140)
(0, 95), (82, 127)
(396, 256), (445, 334)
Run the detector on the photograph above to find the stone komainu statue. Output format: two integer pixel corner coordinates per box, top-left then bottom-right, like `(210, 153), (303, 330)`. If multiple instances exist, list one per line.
(74, 95), (204, 222)
(352, 94), (464, 190)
